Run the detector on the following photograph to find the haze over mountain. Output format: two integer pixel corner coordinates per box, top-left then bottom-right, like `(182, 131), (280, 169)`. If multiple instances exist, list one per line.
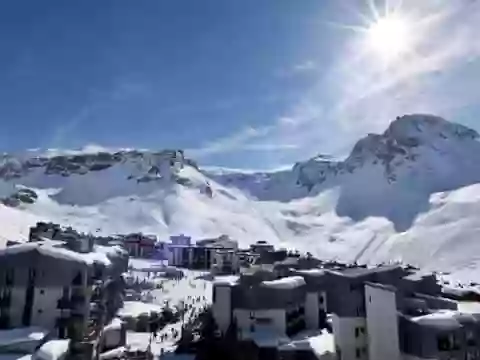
(0, 114), (479, 282)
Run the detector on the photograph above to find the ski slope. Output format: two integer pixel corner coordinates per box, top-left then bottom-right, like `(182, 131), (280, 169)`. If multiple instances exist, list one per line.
(0, 115), (480, 281)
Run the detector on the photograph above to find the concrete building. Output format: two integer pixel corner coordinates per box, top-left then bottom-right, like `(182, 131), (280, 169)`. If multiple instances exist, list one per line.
(167, 234), (192, 266)
(0, 240), (128, 358)
(166, 234), (239, 270)
(249, 240), (274, 254)
(212, 249), (240, 275)
(212, 260), (480, 360)
(212, 272), (307, 338)
(122, 233), (156, 258)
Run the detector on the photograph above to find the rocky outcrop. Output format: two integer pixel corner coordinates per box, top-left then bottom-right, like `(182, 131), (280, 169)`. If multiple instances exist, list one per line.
(293, 114), (480, 189)
(2, 188), (38, 207)
(0, 149), (195, 184)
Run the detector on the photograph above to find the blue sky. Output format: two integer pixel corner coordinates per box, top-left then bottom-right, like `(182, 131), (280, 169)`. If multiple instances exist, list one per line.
(1, 0), (479, 169)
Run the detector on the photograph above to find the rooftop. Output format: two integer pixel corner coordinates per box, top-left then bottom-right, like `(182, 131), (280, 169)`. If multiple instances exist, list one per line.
(0, 242), (111, 266)
(365, 281), (397, 293)
(295, 269), (326, 277)
(334, 264), (403, 278)
(278, 330), (335, 358)
(213, 275), (239, 286)
(261, 276), (306, 290)
(410, 310), (480, 330)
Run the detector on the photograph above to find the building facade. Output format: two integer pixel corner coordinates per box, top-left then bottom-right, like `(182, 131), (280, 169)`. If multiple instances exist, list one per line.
(212, 260), (480, 360)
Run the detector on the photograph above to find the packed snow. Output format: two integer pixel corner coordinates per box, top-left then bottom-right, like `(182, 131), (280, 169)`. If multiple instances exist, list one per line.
(122, 258), (212, 357)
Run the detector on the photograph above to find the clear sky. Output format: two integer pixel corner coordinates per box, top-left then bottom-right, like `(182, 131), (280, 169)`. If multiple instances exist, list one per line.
(1, 0), (479, 169)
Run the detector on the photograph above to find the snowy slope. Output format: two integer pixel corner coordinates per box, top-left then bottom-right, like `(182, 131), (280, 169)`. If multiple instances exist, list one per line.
(0, 114), (480, 280)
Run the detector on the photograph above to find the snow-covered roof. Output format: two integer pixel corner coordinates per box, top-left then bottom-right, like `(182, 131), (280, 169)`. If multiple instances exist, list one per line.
(95, 244), (128, 257)
(213, 275), (239, 286)
(458, 301), (480, 314)
(104, 317), (124, 331)
(411, 310), (463, 329)
(0, 242), (111, 267)
(261, 276), (306, 289)
(35, 339), (70, 360)
(278, 331), (335, 358)
(295, 269), (326, 276)
(0, 326), (47, 347)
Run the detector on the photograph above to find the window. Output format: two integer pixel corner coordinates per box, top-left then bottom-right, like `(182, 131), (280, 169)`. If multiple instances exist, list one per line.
(355, 347), (361, 358)
(355, 327), (360, 338)
(5, 269), (14, 286)
(319, 295), (324, 304)
(467, 331), (476, 346)
(40, 290), (45, 295)
(212, 287), (217, 303)
(437, 335), (451, 351)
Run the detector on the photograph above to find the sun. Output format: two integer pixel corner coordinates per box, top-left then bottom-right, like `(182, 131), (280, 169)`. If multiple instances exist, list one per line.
(366, 15), (411, 61)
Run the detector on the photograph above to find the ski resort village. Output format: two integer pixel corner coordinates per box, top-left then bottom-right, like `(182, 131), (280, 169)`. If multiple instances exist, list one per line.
(0, 115), (480, 360)
(1, 221), (480, 360)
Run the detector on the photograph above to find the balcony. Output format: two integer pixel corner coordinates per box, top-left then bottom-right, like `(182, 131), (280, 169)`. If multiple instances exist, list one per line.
(57, 297), (72, 310)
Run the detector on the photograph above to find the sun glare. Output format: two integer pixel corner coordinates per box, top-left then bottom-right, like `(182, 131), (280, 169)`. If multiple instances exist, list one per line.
(367, 15), (411, 61)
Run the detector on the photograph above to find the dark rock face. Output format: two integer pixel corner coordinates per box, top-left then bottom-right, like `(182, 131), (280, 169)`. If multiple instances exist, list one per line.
(293, 114), (480, 189)
(0, 149), (194, 181)
(2, 188), (38, 207)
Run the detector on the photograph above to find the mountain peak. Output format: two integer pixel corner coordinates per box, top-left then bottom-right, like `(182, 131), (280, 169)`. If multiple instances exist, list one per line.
(384, 114), (479, 145)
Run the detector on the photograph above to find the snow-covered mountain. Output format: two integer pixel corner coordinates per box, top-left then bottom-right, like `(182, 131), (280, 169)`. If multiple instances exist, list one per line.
(1, 114), (480, 281)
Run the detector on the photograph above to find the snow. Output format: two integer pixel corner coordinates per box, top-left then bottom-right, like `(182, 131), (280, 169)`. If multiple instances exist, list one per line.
(261, 276), (306, 289)
(120, 258), (212, 356)
(0, 327), (47, 347)
(103, 317), (124, 331)
(118, 301), (164, 318)
(0, 115), (480, 282)
(295, 269), (326, 276)
(0, 242), (111, 266)
(457, 301), (480, 314)
(35, 339), (69, 360)
(125, 332), (151, 352)
(411, 310), (465, 329)
(213, 275), (239, 286)
(278, 330), (335, 358)
(99, 346), (126, 360)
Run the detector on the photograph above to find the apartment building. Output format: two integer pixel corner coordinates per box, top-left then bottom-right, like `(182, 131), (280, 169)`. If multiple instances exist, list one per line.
(212, 260), (480, 360)
(0, 241), (128, 346)
(212, 272), (307, 338)
(166, 234), (239, 270)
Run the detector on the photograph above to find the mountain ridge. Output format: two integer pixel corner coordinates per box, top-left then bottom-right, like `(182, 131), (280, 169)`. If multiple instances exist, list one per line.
(0, 114), (479, 282)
